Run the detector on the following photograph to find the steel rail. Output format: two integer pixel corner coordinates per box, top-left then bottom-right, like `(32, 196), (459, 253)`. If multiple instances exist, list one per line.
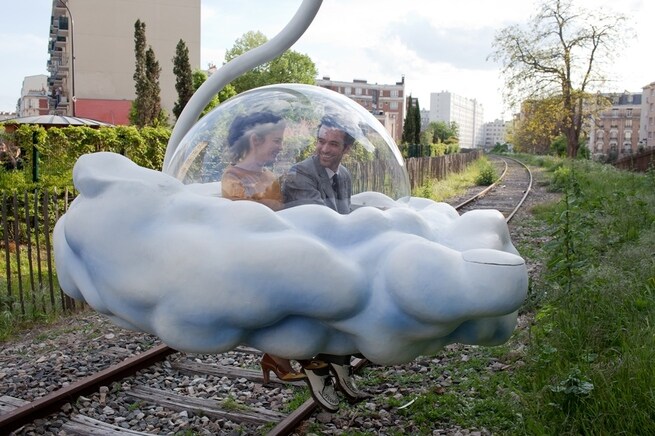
(454, 155), (532, 224)
(0, 344), (175, 434)
(501, 155), (533, 223)
(454, 158), (508, 210)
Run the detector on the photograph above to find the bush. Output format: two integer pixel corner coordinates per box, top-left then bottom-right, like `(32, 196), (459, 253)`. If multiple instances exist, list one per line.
(475, 160), (497, 185)
(0, 124), (171, 191)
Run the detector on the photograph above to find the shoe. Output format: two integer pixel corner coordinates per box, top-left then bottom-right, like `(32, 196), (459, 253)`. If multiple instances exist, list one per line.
(328, 362), (370, 403)
(302, 367), (340, 413)
(298, 359), (329, 370)
(260, 353), (307, 385)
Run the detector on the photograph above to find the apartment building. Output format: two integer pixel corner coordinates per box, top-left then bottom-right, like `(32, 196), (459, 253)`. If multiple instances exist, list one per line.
(315, 76), (405, 143)
(429, 91), (484, 148)
(588, 92), (642, 160)
(481, 119), (508, 149)
(640, 82), (655, 149)
(47, 0), (200, 124)
(419, 109), (430, 132)
(17, 75), (50, 117)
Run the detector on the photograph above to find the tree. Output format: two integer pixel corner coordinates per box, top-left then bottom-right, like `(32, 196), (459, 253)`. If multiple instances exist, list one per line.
(506, 98), (563, 154)
(402, 95), (420, 145)
(144, 47), (167, 126)
(224, 31), (317, 93)
(191, 69), (237, 117)
(130, 20), (167, 127)
(172, 39), (194, 120)
(430, 121), (459, 144)
(130, 19), (148, 126)
(490, 0), (628, 157)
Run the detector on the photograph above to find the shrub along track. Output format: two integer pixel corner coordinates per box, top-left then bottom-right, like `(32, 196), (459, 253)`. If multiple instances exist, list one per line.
(0, 155), (535, 435)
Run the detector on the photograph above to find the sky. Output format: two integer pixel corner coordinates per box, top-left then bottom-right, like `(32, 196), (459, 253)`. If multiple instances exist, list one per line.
(1, 0), (652, 122)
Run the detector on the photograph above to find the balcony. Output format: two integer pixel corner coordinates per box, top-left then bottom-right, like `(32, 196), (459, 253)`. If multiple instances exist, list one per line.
(54, 36), (67, 50)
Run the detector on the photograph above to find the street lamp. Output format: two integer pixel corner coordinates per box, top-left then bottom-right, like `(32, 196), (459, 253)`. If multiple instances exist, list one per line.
(61, 0), (75, 116)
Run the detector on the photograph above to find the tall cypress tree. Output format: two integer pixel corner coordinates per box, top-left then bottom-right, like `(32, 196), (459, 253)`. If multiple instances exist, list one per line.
(172, 39), (194, 120)
(130, 19), (148, 126)
(402, 94), (417, 145)
(130, 19), (166, 126)
(144, 46), (164, 125)
(413, 98), (421, 144)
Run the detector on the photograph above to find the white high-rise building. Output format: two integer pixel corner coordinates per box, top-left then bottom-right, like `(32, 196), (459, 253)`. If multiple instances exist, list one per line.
(429, 91), (484, 148)
(482, 119), (509, 149)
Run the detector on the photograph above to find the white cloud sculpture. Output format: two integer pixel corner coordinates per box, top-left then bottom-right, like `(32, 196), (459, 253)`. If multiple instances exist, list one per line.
(54, 152), (527, 365)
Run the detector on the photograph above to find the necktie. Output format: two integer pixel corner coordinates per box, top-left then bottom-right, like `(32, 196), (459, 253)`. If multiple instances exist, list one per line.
(332, 174), (340, 199)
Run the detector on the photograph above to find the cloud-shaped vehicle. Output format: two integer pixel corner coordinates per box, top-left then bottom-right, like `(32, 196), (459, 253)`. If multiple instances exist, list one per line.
(54, 84), (527, 365)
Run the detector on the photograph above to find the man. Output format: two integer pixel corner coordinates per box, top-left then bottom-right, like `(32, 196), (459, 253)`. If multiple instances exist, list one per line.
(283, 116), (353, 215)
(283, 115), (369, 412)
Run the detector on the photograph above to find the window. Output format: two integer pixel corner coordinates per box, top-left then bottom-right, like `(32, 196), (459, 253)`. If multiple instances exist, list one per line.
(345, 87), (351, 95)
(626, 108), (633, 117)
(625, 119), (632, 128)
(624, 130), (632, 140)
(355, 87), (362, 95)
(390, 102), (398, 110)
(612, 108), (619, 118)
(390, 89), (398, 97)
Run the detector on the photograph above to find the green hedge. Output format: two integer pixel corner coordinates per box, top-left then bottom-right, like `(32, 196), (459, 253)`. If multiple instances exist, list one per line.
(0, 124), (171, 191)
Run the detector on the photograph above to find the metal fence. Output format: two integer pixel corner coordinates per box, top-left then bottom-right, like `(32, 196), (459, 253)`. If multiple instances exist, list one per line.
(1, 188), (79, 318)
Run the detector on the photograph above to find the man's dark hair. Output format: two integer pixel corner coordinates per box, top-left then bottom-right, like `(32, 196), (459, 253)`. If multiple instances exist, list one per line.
(317, 115), (356, 147)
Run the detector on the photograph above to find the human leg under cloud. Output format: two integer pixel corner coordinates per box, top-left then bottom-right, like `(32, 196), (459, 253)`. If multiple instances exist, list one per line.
(282, 115), (370, 411)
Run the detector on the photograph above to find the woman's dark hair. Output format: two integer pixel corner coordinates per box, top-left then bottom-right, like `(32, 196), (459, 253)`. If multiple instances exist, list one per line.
(227, 112), (285, 162)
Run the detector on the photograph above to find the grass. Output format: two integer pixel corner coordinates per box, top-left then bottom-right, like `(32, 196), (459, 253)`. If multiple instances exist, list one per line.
(407, 153), (655, 434)
(0, 244), (74, 340)
(508, 155), (655, 434)
(387, 355), (522, 434)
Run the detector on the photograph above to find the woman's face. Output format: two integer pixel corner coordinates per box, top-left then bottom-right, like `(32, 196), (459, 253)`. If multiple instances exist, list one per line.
(252, 127), (285, 166)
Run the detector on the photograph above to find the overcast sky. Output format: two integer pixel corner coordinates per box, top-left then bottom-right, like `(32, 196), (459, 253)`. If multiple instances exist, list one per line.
(1, 0), (652, 121)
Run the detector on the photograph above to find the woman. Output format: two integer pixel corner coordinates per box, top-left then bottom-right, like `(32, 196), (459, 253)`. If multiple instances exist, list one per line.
(221, 111), (307, 384)
(221, 112), (285, 210)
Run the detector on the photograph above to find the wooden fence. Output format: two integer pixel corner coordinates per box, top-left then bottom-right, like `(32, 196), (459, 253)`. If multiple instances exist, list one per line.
(405, 149), (482, 190)
(1, 188), (78, 318)
(0, 152), (482, 319)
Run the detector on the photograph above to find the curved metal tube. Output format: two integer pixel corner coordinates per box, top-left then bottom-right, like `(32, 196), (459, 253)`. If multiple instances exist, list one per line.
(164, 0), (323, 171)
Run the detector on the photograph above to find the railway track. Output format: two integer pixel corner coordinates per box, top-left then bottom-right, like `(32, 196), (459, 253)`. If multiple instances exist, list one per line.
(453, 155), (533, 223)
(1, 154), (533, 435)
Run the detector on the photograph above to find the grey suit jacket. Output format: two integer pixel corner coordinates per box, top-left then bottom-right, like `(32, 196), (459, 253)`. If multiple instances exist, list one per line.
(282, 155), (352, 214)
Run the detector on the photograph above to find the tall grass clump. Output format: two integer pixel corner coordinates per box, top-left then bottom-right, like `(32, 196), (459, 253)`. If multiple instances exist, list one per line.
(474, 158), (498, 185)
(515, 157), (655, 435)
(413, 156), (495, 201)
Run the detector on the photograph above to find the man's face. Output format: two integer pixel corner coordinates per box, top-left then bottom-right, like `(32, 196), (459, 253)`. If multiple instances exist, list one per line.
(315, 126), (350, 172)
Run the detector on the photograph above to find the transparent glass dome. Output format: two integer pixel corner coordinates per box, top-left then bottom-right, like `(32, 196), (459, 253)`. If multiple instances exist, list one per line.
(164, 84), (411, 203)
